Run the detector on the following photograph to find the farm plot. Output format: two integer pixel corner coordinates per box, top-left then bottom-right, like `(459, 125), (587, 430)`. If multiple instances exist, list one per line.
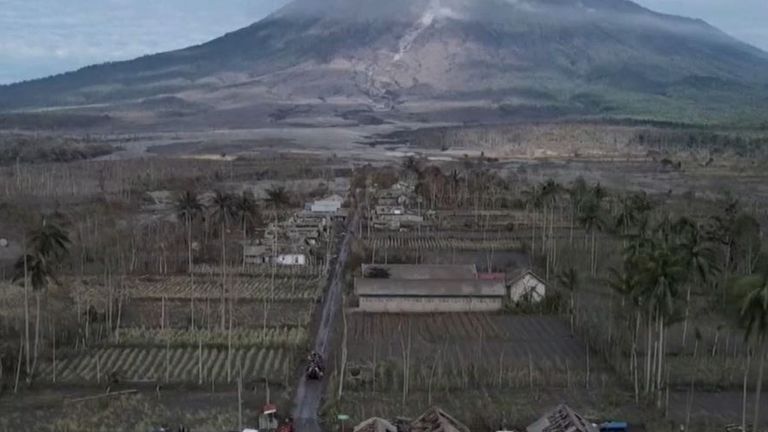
(193, 264), (325, 278)
(73, 275), (322, 301)
(366, 234), (521, 251)
(123, 298), (316, 329)
(38, 346), (294, 384)
(345, 313), (593, 391)
(115, 326), (308, 349)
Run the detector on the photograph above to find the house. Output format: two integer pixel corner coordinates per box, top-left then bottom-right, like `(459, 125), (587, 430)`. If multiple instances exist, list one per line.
(243, 243), (308, 266)
(508, 270), (547, 303)
(362, 264), (478, 280)
(243, 244), (270, 265)
(275, 253), (307, 266)
(306, 194), (344, 214)
(373, 206), (424, 231)
(355, 278), (505, 312)
(353, 418), (397, 432)
(526, 404), (599, 432)
(410, 407), (470, 432)
(356, 264), (505, 312)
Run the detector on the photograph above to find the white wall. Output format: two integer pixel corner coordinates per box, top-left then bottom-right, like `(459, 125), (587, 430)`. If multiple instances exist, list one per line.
(275, 254), (307, 266)
(509, 274), (546, 303)
(359, 296), (503, 313)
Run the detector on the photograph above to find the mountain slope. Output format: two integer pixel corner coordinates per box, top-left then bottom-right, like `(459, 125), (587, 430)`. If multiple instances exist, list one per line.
(1, 0), (767, 125)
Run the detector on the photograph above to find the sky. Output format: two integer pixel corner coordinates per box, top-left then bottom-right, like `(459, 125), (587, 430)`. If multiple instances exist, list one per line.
(0, 0), (767, 85)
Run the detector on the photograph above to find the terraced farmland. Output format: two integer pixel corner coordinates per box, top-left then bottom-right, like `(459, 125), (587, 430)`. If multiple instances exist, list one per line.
(38, 346), (294, 384)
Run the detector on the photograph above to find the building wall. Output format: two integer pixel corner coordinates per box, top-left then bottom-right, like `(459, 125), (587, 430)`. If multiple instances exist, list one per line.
(509, 274), (546, 302)
(275, 254), (307, 266)
(358, 296), (503, 313)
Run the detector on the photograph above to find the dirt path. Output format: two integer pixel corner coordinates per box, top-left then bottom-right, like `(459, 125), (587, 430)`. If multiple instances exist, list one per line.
(293, 215), (358, 432)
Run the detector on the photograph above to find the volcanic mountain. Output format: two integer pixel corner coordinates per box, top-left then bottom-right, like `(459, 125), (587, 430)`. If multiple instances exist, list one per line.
(2, 0), (768, 127)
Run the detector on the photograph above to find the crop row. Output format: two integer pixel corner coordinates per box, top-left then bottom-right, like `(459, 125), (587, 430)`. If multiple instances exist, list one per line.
(347, 314), (586, 370)
(193, 264), (325, 278)
(113, 327), (308, 348)
(365, 237), (521, 251)
(39, 346), (294, 384)
(73, 276), (322, 300)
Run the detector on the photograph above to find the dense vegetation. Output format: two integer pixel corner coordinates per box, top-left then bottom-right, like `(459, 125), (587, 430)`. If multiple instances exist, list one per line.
(0, 135), (118, 165)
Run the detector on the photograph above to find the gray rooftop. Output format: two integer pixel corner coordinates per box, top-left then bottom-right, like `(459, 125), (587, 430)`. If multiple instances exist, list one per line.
(355, 278), (505, 297)
(361, 264), (477, 280)
(527, 404), (598, 432)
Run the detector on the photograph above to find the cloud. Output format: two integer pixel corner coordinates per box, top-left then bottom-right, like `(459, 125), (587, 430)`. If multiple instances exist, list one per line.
(0, 0), (289, 84)
(636, 0), (768, 52)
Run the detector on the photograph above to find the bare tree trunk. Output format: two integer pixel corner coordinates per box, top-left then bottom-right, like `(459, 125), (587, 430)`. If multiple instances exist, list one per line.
(753, 339), (767, 432)
(221, 221), (227, 331)
(23, 252), (30, 374)
(338, 299), (348, 400)
(744, 347), (753, 432)
(14, 335), (23, 393)
(227, 298), (233, 383)
(198, 333), (203, 385)
(32, 290), (41, 376)
(681, 284), (692, 348)
(685, 338), (699, 431)
(52, 323), (57, 384)
(237, 365), (244, 431)
(187, 214), (193, 274)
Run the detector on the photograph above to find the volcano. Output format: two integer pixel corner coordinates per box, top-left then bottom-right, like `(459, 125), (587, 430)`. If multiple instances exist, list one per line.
(2, 0), (768, 126)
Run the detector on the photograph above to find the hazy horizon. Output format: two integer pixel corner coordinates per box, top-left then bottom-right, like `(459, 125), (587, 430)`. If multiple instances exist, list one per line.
(1, 0), (766, 85)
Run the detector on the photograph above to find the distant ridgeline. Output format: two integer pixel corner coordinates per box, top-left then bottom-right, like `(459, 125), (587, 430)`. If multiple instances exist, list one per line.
(0, 134), (120, 165)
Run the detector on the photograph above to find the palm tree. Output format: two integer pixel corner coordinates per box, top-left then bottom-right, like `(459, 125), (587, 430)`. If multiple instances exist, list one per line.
(235, 191), (261, 241)
(176, 191), (203, 274)
(265, 186), (291, 214)
(210, 191), (237, 331)
(673, 218), (719, 346)
(607, 265), (642, 402)
(13, 217), (70, 376)
(522, 184), (544, 258)
(733, 272), (768, 432)
(632, 229), (686, 404)
(568, 178), (589, 246)
(614, 192), (653, 239)
(540, 179), (564, 278)
(578, 198), (607, 276)
(263, 185), (292, 327)
(557, 267), (580, 333)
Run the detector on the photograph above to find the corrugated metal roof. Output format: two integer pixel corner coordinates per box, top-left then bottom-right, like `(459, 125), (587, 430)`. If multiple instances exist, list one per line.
(355, 278), (505, 297)
(361, 264), (477, 280)
(353, 418), (397, 432)
(526, 405), (599, 432)
(410, 407), (470, 432)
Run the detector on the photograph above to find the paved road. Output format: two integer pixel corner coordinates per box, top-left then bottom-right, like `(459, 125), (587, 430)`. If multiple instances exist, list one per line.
(293, 215), (358, 432)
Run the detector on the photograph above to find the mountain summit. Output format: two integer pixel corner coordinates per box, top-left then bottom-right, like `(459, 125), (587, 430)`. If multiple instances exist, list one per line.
(2, 0), (767, 125)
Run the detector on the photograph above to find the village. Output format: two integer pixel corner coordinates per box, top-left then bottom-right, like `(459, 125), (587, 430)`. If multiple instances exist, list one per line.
(1, 153), (766, 432)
